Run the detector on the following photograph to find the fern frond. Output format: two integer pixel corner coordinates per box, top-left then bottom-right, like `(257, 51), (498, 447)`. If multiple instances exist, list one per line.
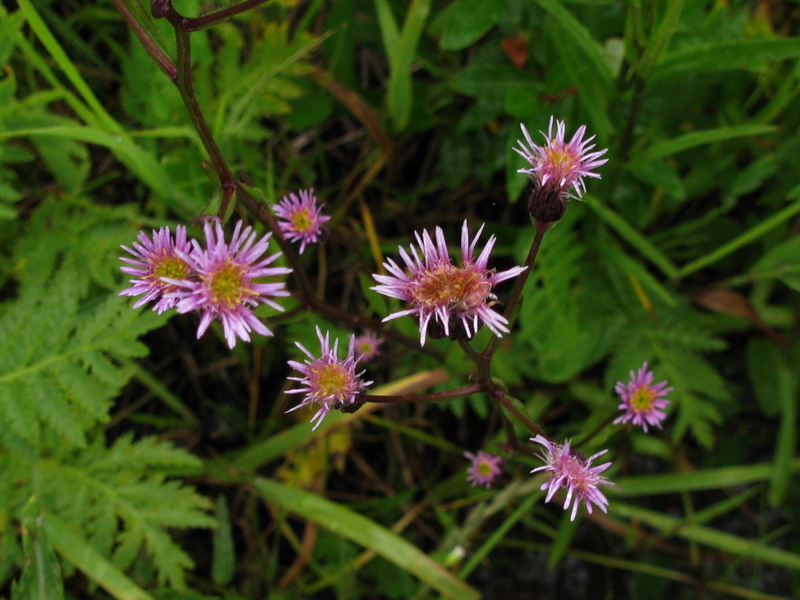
(39, 434), (213, 590)
(0, 264), (166, 452)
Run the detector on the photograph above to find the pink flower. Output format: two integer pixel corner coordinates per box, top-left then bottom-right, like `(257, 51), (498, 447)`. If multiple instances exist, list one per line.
(515, 117), (608, 198)
(371, 221), (526, 346)
(530, 435), (613, 521)
(286, 327), (373, 430)
(464, 451), (503, 488)
(274, 189), (331, 254)
(164, 220), (292, 348)
(614, 362), (672, 432)
(515, 117), (608, 223)
(119, 225), (193, 314)
(354, 332), (383, 362)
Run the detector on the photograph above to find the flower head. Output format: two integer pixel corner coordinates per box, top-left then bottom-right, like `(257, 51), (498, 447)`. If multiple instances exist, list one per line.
(530, 435), (613, 521)
(119, 225), (193, 314)
(286, 327), (373, 430)
(464, 451), (503, 489)
(372, 221), (526, 346)
(354, 332), (383, 362)
(164, 220), (292, 348)
(274, 189), (331, 254)
(515, 117), (608, 223)
(614, 362), (672, 432)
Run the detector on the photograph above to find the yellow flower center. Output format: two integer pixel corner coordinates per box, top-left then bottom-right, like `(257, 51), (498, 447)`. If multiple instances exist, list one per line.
(152, 252), (189, 281)
(544, 146), (577, 172)
(359, 342), (373, 355)
(411, 265), (491, 311)
(478, 461), (493, 477)
(311, 363), (350, 399)
(291, 209), (313, 233)
(207, 262), (247, 308)
(630, 387), (656, 412)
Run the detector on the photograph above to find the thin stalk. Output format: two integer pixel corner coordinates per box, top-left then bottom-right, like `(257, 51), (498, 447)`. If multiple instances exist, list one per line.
(111, 0), (176, 81)
(483, 222), (549, 359)
(183, 0), (271, 32)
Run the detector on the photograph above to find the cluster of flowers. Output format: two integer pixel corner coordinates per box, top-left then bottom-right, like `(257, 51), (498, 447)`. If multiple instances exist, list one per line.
(120, 118), (670, 521)
(464, 361), (671, 520)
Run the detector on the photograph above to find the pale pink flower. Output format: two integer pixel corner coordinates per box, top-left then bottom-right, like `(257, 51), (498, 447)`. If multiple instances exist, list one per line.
(274, 189), (331, 254)
(164, 220), (291, 348)
(119, 225), (193, 314)
(354, 332), (383, 362)
(515, 117), (608, 199)
(464, 451), (503, 489)
(530, 435), (613, 521)
(371, 221), (526, 346)
(286, 327), (372, 430)
(614, 362), (672, 432)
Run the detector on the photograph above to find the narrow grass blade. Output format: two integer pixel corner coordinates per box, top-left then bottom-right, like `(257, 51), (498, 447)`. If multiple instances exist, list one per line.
(639, 124), (776, 162)
(614, 459), (800, 496)
(656, 38), (800, 80)
(612, 502), (800, 571)
(253, 478), (480, 600)
(17, 0), (122, 133)
(584, 194), (679, 279)
(677, 195), (800, 277)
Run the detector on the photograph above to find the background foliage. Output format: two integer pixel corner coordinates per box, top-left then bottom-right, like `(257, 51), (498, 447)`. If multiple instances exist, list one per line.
(0, 0), (799, 598)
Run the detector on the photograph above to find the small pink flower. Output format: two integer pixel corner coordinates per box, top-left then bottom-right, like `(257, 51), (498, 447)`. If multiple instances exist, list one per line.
(372, 221), (526, 346)
(286, 327), (373, 430)
(119, 225), (193, 314)
(354, 332), (383, 362)
(515, 116), (608, 199)
(530, 435), (613, 521)
(274, 189), (331, 254)
(164, 220), (292, 348)
(614, 362), (672, 432)
(464, 451), (503, 489)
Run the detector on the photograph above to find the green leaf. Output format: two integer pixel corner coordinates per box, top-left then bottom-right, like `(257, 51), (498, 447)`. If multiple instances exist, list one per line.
(253, 478), (480, 600)
(434, 0), (505, 51)
(375, 0), (432, 130)
(655, 38), (800, 80)
(212, 497), (235, 586)
(451, 63), (539, 98)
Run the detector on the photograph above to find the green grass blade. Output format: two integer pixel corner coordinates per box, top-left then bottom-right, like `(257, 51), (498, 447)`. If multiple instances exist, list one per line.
(0, 125), (177, 199)
(44, 513), (154, 600)
(253, 478), (480, 600)
(769, 357), (796, 506)
(677, 194), (800, 277)
(614, 459), (800, 496)
(584, 194), (679, 279)
(612, 502), (800, 571)
(458, 493), (539, 579)
(655, 38), (800, 79)
(635, 0), (684, 78)
(384, 0), (432, 129)
(17, 0), (122, 133)
(534, 0), (613, 139)
(639, 124), (776, 162)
